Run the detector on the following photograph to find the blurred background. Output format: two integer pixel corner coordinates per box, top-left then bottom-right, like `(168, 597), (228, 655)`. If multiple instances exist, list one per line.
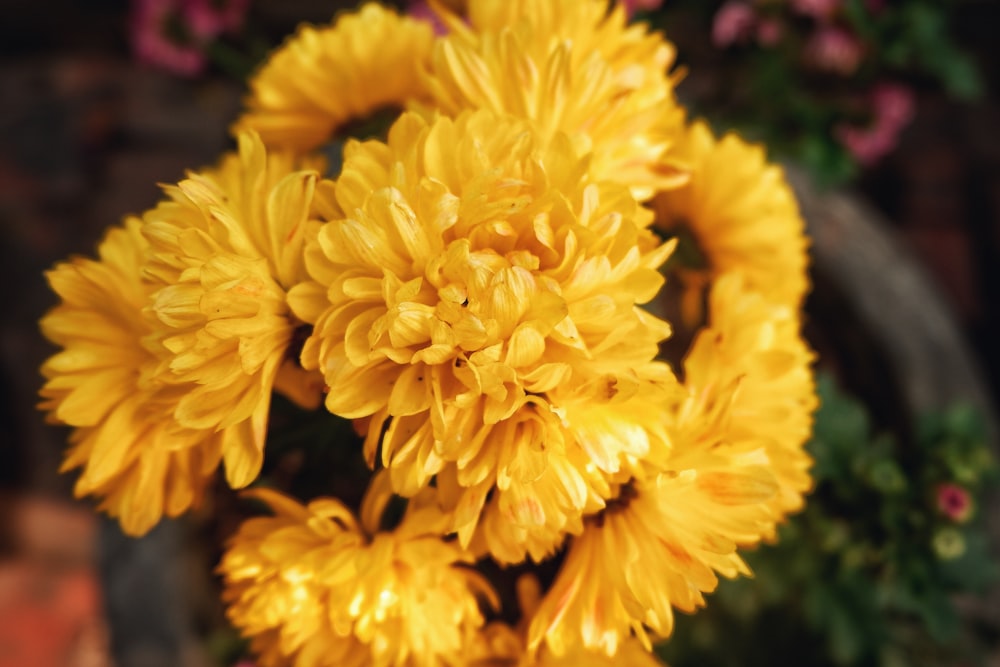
(0, 1), (998, 665)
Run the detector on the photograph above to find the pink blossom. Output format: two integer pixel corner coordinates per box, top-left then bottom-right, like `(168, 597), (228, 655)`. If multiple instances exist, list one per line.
(804, 26), (863, 75)
(131, 0), (206, 77)
(936, 483), (973, 523)
(712, 2), (757, 48)
(835, 123), (894, 166)
(182, 0), (249, 40)
(130, 0), (249, 76)
(790, 0), (841, 20)
(622, 0), (665, 15)
(756, 18), (784, 47)
(835, 82), (916, 166)
(872, 82), (916, 131)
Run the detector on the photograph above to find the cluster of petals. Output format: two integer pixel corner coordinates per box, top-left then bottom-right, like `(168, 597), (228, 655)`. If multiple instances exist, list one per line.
(219, 481), (496, 667)
(40, 219), (226, 535)
(650, 120), (810, 323)
(234, 4), (437, 150)
(420, 0), (687, 199)
(525, 275), (816, 657)
(39, 1), (819, 665)
(288, 108), (678, 564)
(235, 0), (687, 200)
(41, 133), (330, 534)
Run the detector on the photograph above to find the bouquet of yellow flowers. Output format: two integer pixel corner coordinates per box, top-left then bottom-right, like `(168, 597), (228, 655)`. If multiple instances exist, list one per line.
(38, 1), (817, 665)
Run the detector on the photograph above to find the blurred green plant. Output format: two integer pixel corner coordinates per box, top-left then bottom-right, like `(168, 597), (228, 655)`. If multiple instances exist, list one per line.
(657, 374), (999, 667)
(645, 0), (985, 185)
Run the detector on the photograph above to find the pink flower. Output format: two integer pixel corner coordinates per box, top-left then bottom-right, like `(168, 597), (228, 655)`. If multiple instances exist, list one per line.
(835, 123), (894, 166)
(131, 0), (206, 76)
(756, 18), (784, 47)
(804, 26), (863, 75)
(622, 0), (665, 15)
(936, 483), (973, 523)
(130, 0), (249, 76)
(712, 2), (757, 48)
(835, 82), (916, 166)
(182, 0), (249, 40)
(872, 82), (916, 131)
(790, 0), (841, 20)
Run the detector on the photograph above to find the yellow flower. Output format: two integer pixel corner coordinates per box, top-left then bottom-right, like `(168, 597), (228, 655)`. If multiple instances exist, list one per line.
(289, 109), (678, 563)
(39, 219), (228, 535)
(531, 641), (665, 667)
(423, 0), (686, 199)
(650, 120), (809, 325)
(233, 3), (436, 151)
(453, 386), (677, 564)
(219, 483), (496, 667)
(677, 272), (817, 516)
(142, 131), (328, 489)
(539, 641), (666, 667)
(524, 274), (817, 656)
(527, 457), (780, 657)
(466, 577), (667, 667)
(469, 622), (665, 667)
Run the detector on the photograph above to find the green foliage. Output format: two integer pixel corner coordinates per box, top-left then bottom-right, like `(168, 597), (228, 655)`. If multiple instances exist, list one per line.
(890, 3), (984, 100)
(657, 374), (999, 667)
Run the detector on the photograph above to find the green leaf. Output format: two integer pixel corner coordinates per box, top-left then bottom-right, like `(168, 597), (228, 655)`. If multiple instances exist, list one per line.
(938, 530), (1000, 590)
(917, 588), (961, 642)
(941, 403), (987, 443)
(868, 459), (908, 495)
(808, 374), (873, 479)
(828, 606), (865, 665)
(935, 50), (985, 100)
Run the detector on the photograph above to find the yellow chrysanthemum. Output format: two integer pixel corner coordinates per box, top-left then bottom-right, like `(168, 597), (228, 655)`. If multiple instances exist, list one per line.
(141, 131), (329, 489)
(219, 483), (495, 667)
(39, 219), (228, 535)
(651, 120), (809, 324)
(423, 0), (686, 199)
(465, 576), (666, 667)
(676, 272), (817, 516)
(526, 458), (780, 657)
(233, 3), (436, 151)
(466, 574), (661, 667)
(288, 109), (678, 563)
(453, 383), (678, 564)
(525, 275), (817, 656)
(532, 641), (665, 667)
(468, 622), (665, 667)
(540, 640), (667, 667)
